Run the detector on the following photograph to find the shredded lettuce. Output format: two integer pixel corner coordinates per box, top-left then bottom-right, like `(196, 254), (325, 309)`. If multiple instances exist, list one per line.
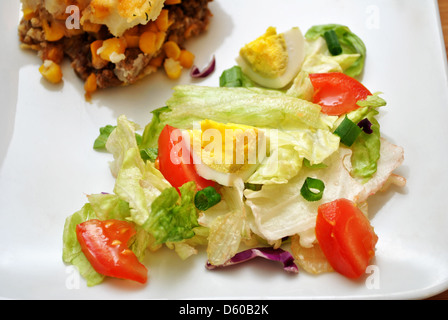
(287, 29), (364, 101)
(142, 181), (199, 244)
(62, 198), (154, 286)
(206, 180), (251, 266)
(93, 125), (117, 150)
(62, 203), (104, 286)
(247, 128), (340, 185)
(347, 94), (387, 181)
(305, 24), (366, 77)
(86, 193), (130, 221)
(107, 116), (171, 225)
(105, 115), (142, 177)
(140, 85), (334, 147)
(140, 106), (170, 149)
(113, 147), (156, 225)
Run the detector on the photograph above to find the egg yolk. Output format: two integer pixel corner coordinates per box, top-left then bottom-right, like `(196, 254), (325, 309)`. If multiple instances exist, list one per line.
(188, 120), (261, 174)
(239, 27), (288, 79)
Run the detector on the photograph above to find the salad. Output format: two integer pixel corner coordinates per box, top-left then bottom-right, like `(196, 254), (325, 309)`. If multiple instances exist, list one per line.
(62, 24), (405, 286)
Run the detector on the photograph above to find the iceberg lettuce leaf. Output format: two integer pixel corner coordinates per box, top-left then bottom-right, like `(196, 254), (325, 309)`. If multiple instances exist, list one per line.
(247, 128), (340, 185)
(62, 203), (117, 287)
(106, 115), (142, 177)
(113, 147), (155, 226)
(143, 181), (199, 244)
(87, 193), (131, 221)
(244, 138), (403, 247)
(305, 24), (366, 77)
(206, 180), (250, 266)
(347, 93), (387, 181)
(163, 85), (327, 130)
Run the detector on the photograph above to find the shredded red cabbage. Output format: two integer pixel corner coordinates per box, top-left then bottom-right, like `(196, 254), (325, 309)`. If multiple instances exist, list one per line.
(357, 118), (373, 134)
(206, 247), (299, 273)
(190, 55), (216, 78)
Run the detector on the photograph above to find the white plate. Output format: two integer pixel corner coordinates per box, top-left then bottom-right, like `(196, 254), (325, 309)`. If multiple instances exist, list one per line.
(1, 0), (448, 300)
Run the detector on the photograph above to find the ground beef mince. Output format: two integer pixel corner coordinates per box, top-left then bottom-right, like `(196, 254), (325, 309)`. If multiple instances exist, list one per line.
(18, 0), (213, 92)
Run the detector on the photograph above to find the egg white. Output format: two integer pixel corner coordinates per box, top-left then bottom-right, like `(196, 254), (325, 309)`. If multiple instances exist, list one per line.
(181, 129), (266, 187)
(236, 27), (306, 89)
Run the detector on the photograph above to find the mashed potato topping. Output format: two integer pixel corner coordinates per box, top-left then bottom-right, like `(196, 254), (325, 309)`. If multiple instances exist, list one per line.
(22, 0), (166, 37)
(81, 0), (165, 36)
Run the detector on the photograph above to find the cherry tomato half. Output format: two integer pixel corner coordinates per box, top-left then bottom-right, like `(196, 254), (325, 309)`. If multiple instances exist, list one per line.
(316, 198), (378, 279)
(157, 124), (215, 191)
(309, 72), (372, 116)
(76, 219), (148, 284)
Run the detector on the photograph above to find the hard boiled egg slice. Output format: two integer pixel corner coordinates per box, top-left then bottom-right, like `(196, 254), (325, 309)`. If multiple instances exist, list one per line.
(236, 27), (305, 89)
(182, 120), (267, 187)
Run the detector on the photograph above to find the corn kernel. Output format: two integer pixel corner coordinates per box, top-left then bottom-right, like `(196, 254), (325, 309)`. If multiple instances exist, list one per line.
(44, 46), (64, 64)
(164, 58), (182, 79)
(84, 73), (97, 100)
(178, 49), (195, 68)
(140, 21), (159, 33)
(123, 29), (140, 48)
(149, 55), (164, 68)
(98, 38), (127, 62)
(22, 7), (36, 20)
(163, 41), (181, 60)
(90, 40), (109, 69)
(139, 31), (157, 55)
(124, 34), (140, 48)
(39, 60), (63, 84)
(42, 20), (66, 42)
(82, 21), (102, 33)
(155, 32), (166, 51)
(155, 9), (169, 32)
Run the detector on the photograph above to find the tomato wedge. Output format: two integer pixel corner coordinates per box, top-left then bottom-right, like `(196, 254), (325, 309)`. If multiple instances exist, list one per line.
(315, 198), (378, 279)
(76, 219), (148, 284)
(309, 72), (372, 116)
(158, 124), (215, 191)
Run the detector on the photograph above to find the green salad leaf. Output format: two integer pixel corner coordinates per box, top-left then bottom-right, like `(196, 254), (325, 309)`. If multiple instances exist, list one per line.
(305, 24), (366, 77)
(62, 203), (104, 287)
(143, 181), (199, 244)
(140, 85), (333, 147)
(93, 125), (117, 150)
(346, 93), (387, 181)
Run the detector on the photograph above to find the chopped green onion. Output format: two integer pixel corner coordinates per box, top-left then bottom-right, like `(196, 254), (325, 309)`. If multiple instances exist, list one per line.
(300, 177), (325, 202)
(323, 30), (343, 56)
(303, 158), (328, 169)
(334, 116), (362, 147)
(194, 186), (221, 211)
